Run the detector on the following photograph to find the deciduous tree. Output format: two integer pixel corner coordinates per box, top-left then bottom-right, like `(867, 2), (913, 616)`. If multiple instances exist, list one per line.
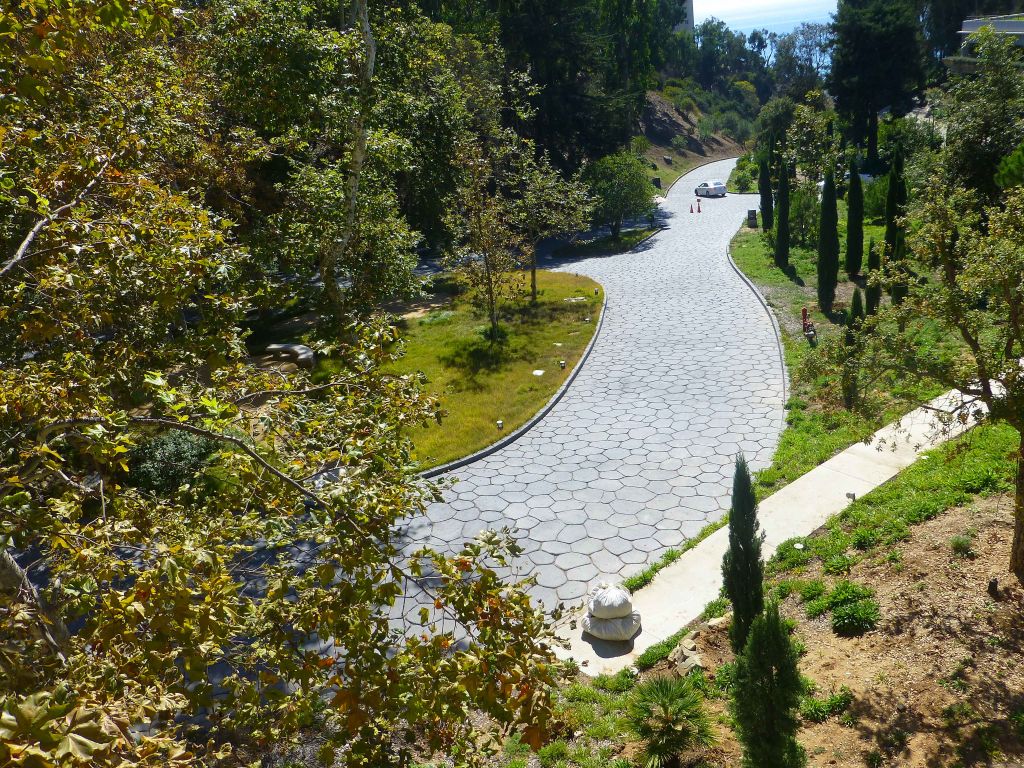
(586, 150), (657, 240)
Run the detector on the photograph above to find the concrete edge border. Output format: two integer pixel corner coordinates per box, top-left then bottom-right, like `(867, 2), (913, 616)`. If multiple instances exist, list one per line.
(726, 242), (789, 407)
(421, 295), (609, 479)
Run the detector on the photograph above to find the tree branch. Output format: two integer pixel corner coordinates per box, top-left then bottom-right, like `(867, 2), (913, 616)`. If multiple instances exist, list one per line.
(1, 156), (115, 279)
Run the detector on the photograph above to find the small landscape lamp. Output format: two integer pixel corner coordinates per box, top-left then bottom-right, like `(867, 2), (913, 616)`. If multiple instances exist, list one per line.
(594, 288), (599, 296)
(496, 420), (504, 431)
(559, 360), (566, 369)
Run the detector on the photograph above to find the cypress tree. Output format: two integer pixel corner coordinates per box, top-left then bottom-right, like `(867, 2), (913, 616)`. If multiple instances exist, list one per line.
(816, 171), (840, 314)
(721, 455), (764, 654)
(774, 161), (790, 269)
(850, 287), (865, 329)
(884, 154), (909, 304)
(865, 238), (881, 314)
(842, 288), (865, 409)
(845, 158), (864, 278)
(732, 603), (806, 768)
(758, 157), (774, 232)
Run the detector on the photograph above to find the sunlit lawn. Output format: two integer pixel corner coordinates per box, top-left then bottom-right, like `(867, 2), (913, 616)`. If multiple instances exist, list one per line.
(386, 270), (603, 470)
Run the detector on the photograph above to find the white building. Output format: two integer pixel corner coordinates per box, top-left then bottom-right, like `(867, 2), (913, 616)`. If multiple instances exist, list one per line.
(675, 0), (695, 33)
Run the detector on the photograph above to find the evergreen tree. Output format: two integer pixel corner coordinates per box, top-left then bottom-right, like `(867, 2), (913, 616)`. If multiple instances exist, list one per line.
(758, 157), (774, 231)
(721, 455), (764, 654)
(884, 154), (908, 304)
(843, 288), (866, 409)
(774, 161), (791, 269)
(845, 157), (864, 278)
(816, 171), (840, 314)
(830, 0), (924, 168)
(865, 238), (881, 314)
(850, 287), (866, 329)
(732, 603), (806, 768)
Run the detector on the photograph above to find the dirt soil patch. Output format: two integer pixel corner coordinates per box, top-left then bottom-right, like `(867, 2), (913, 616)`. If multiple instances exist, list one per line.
(687, 493), (1024, 767)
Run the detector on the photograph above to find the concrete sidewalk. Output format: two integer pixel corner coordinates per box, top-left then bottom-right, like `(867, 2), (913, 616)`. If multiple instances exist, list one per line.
(556, 389), (980, 674)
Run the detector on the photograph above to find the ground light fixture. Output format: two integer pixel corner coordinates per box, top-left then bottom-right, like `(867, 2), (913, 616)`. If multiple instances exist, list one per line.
(559, 360), (566, 369)
(496, 420), (504, 430)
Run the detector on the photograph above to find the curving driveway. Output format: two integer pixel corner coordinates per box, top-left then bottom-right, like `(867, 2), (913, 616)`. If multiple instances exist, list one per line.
(401, 158), (786, 611)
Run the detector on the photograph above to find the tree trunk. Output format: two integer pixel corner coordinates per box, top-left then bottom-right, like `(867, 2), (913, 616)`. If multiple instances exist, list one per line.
(611, 221), (621, 241)
(1011, 435), (1024, 581)
(530, 250), (538, 304)
(319, 0), (376, 314)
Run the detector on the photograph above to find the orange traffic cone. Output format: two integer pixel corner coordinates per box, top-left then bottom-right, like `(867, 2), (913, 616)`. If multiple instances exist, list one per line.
(697, 199), (702, 214)
(690, 203), (694, 214)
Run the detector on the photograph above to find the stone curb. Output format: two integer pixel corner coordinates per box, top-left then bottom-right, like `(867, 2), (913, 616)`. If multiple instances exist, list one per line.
(420, 295), (609, 479)
(726, 243), (789, 405)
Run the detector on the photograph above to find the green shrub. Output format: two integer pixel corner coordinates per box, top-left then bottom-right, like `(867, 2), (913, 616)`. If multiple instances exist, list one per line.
(701, 596), (730, 620)
(805, 597), (829, 619)
(798, 580), (826, 603)
(851, 527), (879, 550)
(635, 629), (688, 671)
(864, 749), (884, 768)
(626, 676), (716, 768)
(826, 581), (874, 609)
(593, 668), (636, 693)
(950, 533), (975, 558)
(831, 599), (880, 636)
(537, 739), (569, 767)
(768, 539), (813, 574)
(128, 430), (216, 495)
(1011, 708), (1024, 738)
(800, 687), (854, 722)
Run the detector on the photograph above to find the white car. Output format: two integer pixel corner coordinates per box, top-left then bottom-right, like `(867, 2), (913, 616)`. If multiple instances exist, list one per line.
(695, 180), (727, 197)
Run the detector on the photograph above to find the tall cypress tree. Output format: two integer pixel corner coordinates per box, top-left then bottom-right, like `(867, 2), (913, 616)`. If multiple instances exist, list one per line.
(816, 171), (840, 314)
(722, 455), (764, 654)
(774, 161), (790, 269)
(845, 158), (864, 278)
(884, 154), (909, 304)
(758, 157), (774, 232)
(865, 238), (881, 315)
(850, 287), (866, 329)
(732, 603), (806, 768)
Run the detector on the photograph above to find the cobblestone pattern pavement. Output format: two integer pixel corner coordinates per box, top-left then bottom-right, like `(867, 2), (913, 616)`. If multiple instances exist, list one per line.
(400, 158), (786, 612)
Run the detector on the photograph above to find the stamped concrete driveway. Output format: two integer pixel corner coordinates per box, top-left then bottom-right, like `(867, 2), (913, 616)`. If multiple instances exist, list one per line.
(401, 158), (786, 611)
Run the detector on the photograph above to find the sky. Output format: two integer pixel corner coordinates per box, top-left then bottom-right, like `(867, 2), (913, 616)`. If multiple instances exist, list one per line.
(695, 0), (837, 35)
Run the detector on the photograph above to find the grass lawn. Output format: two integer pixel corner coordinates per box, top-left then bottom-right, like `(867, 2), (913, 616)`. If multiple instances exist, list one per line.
(730, 210), (949, 499)
(366, 270), (603, 470)
(555, 227), (660, 259)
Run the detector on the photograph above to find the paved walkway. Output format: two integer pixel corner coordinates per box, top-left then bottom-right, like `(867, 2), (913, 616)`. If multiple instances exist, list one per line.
(400, 158), (787, 612)
(558, 388), (981, 673)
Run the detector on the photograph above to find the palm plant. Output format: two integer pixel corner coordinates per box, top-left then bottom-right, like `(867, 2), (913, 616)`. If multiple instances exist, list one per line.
(626, 675), (716, 768)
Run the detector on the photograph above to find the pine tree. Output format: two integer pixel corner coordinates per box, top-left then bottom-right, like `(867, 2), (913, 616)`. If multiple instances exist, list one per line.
(816, 171), (840, 314)
(865, 238), (881, 315)
(721, 455), (764, 654)
(774, 161), (790, 269)
(845, 158), (864, 278)
(758, 157), (774, 232)
(732, 603), (806, 768)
